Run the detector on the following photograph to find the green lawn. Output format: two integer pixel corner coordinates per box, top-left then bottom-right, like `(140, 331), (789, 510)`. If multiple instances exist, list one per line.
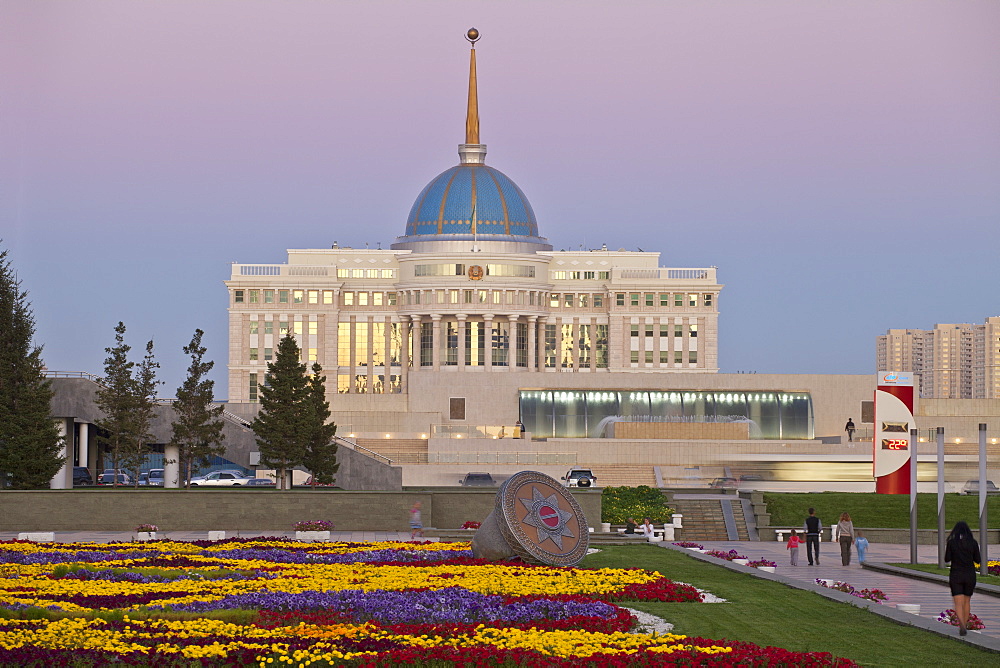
(762, 492), (1000, 529)
(582, 545), (996, 667)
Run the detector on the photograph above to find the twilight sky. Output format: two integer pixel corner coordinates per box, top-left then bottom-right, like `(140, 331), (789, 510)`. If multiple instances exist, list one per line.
(2, 1), (998, 395)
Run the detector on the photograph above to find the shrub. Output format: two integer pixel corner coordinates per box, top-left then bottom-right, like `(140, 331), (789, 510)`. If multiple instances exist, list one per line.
(601, 485), (674, 523)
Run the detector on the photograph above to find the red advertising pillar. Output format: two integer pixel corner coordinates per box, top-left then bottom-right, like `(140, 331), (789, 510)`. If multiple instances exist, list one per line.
(873, 372), (915, 494)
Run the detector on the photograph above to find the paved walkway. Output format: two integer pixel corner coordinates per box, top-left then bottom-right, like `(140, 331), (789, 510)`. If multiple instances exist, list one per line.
(675, 539), (1000, 652)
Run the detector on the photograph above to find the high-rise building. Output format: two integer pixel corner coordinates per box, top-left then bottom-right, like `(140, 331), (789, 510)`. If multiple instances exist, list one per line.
(876, 317), (1000, 398)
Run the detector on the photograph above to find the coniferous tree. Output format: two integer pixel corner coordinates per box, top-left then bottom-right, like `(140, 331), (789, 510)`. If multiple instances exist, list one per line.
(168, 329), (225, 487)
(95, 322), (136, 486)
(0, 246), (62, 489)
(122, 339), (160, 487)
(302, 362), (339, 487)
(251, 335), (310, 489)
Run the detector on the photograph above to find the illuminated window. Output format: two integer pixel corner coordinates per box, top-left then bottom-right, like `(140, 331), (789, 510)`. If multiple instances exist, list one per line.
(293, 322), (303, 335)
(308, 290), (318, 304)
(355, 321), (369, 366)
(373, 292), (384, 306)
(544, 324), (557, 368)
(689, 294), (697, 307)
(323, 291), (334, 304)
(250, 321), (258, 335)
(690, 324), (698, 338)
(560, 324), (574, 368)
(308, 348), (317, 361)
(338, 322), (351, 366)
(235, 290), (244, 303)
(578, 294), (588, 308)
(249, 348), (258, 361)
(358, 292), (369, 306)
(550, 294), (560, 308)
(595, 324), (608, 368)
(293, 290), (304, 304)
(309, 321), (318, 335)
(344, 292), (355, 306)
(578, 324), (591, 367)
(280, 322), (289, 335)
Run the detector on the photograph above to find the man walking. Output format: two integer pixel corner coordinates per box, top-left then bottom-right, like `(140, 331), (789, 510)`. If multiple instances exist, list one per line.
(804, 508), (822, 566)
(845, 418), (856, 442)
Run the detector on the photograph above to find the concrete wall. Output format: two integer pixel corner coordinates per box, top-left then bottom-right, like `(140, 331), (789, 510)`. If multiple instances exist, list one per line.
(336, 447), (403, 490)
(0, 489), (603, 533)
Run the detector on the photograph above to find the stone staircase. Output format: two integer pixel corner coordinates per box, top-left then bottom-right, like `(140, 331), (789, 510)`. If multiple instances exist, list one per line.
(595, 465), (657, 488)
(355, 439), (429, 464)
(671, 495), (752, 542)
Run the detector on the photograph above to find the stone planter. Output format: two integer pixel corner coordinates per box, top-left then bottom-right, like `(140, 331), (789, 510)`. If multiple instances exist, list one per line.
(600, 522), (611, 533)
(732, 558), (749, 566)
(295, 530), (331, 542)
(208, 531), (226, 541)
(758, 566), (776, 573)
(137, 532), (157, 541)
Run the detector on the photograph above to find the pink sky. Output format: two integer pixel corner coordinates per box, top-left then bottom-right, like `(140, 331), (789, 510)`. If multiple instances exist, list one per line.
(2, 1), (998, 391)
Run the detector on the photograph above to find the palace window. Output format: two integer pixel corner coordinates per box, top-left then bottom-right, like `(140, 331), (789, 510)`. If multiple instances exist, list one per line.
(616, 293), (625, 306)
(630, 293), (640, 306)
(249, 348), (258, 361)
(264, 290), (274, 304)
(593, 294), (604, 307)
(250, 321), (258, 335)
(264, 321), (273, 335)
(249, 290), (258, 303)
(308, 290), (318, 304)
(293, 290), (304, 304)
(279, 290), (289, 304)
(235, 290), (244, 303)
(645, 293), (654, 307)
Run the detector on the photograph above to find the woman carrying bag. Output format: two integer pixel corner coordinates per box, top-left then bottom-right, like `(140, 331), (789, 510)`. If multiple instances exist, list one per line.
(836, 512), (855, 566)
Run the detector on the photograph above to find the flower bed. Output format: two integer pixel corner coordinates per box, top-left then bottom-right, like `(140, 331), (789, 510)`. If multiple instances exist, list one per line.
(0, 538), (858, 666)
(938, 609), (986, 630)
(814, 580), (888, 604)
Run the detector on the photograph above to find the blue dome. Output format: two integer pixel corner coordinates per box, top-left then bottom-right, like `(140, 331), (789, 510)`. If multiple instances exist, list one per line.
(404, 164), (539, 238)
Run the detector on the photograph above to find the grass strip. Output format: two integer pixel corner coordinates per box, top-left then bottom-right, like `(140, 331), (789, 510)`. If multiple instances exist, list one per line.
(762, 491), (1000, 529)
(583, 545), (996, 667)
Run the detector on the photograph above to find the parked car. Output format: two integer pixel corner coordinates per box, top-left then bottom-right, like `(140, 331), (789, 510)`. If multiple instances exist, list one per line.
(710, 477), (738, 489)
(146, 469), (165, 487)
(561, 469), (597, 488)
(459, 472), (496, 487)
(189, 471), (255, 486)
(96, 471), (133, 486)
(961, 480), (1000, 495)
(245, 477), (276, 487)
(72, 467), (93, 486)
(137, 472), (149, 486)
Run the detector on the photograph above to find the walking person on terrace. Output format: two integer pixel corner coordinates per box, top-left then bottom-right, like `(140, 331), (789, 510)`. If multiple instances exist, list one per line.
(803, 508), (822, 566)
(945, 520), (982, 636)
(836, 512), (855, 565)
(845, 418), (856, 442)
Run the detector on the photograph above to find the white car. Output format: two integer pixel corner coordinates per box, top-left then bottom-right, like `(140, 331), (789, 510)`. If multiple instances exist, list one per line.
(561, 469), (597, 488)
(189, 471), (254, 486)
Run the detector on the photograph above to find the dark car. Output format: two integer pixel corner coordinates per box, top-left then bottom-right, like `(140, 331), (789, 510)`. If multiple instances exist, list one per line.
(97, 472), (133, 486)
(459, 472), (496, 487)
(73, 467), (93, 486)
(246, 478), (276, 487)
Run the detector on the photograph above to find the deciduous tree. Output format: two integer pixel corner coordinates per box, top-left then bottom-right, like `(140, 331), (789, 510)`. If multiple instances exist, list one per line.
(0, 245), (62, 489)
(168, 329), (225, 487)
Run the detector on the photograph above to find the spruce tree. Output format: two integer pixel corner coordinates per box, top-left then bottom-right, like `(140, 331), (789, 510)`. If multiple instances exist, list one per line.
(95, 322), (136, 486)
(168, 329), (225, 487)
(251, 335), (310, 489)
(122, 339), (160, 486)
(302, 362), (339, 486)
(0, 246), (62, 489)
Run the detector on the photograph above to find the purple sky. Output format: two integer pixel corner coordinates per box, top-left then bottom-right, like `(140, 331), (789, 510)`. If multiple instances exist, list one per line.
(2, 1), (998, 394)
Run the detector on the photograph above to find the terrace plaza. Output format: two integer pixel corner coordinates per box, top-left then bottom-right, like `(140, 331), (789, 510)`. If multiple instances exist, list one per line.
(42, 30), (1000, 492)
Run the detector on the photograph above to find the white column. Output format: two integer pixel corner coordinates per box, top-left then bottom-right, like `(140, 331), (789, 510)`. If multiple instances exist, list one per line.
(527, 315), (538, 371)
(399, 316), (410, 391)
(431, 314), (442, 370)
(77, 422), (89, 468)
(411, 314), (422, 369)
(49, 418), (70, 489)
(457, 314), (467, 370)
(483, 313), (494, 370)
(508, 314), (519, 370)
(163, 443), (181, 488)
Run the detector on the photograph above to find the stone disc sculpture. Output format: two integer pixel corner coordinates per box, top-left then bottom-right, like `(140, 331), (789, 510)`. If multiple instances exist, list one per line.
(471, 470), (589, 566)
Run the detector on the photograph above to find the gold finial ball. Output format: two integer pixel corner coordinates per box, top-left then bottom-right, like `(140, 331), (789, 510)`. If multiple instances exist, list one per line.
(466, 27), (480, 43)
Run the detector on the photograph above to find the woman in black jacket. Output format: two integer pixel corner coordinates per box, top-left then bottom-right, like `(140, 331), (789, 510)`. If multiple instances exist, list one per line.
(944, 520), (981, 636)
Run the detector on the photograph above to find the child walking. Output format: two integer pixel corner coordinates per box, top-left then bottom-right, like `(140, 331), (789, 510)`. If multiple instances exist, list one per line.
(787, 529), (802, 566)
(855, 531), (869, 564)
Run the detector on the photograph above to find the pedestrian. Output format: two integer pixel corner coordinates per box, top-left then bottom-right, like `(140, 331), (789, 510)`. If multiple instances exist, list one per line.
(624, 517), (637, 534)
(945, 520), (982, 636)
(855, 530), (869, 564)
(803, 508), (822, 565)
(639, 517), (655, 539)
(786, 529), (802, 566)
(498, 426), (506, 439)
(409, 501), (423, 539)
(845, 418), (855, 442)
(515, 419), (525, 438)
(836, 512), (855, 565)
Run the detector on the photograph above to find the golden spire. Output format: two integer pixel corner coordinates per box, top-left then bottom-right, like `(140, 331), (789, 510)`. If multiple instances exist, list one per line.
(465, 27), (480, 145)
